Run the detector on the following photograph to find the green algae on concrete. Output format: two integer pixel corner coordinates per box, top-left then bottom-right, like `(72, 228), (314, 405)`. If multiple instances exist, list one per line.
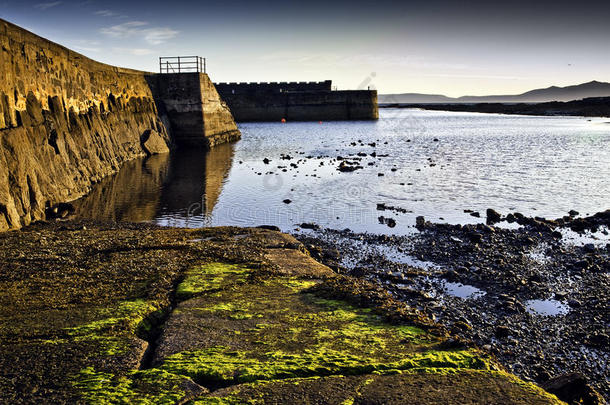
(73, 367), (202, 404)
(42, 299), (162, 356)
(159, 346), (489, 386)
(176, 262), (253, 300)
(156, 274), (491, 388)
(0, 224), (566, 404)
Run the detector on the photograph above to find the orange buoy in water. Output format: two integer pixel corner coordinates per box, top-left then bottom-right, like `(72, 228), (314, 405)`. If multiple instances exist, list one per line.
(319, 121), (323, 124)
(281, 118), (286, 123)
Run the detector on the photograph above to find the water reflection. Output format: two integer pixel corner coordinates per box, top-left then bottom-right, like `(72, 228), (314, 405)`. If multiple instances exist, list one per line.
(73, 153), (171, 222)
(73, 142), (235, 224)
(157, 143), (235, 226)
(525, 299), (570, 316)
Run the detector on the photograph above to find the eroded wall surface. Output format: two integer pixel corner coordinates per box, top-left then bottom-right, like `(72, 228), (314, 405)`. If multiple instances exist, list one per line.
(0, 18), (171, 231)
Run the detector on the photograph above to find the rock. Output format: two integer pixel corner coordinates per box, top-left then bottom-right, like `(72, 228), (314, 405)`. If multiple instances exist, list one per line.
(568, 210), (579, 217)
(282, 199), (292, 204)
(443, 270), (459, 281)
(495, 326), (512, 338)
(415, 216), (426, 229)
(45, 202), (75, 220)
(486, 208), (502, 224)
(378, 216), (396, 228)
(300, 222), (320, 230)
(554, 291), (568, 300)
(583, 243), (596, 253)
(263, 158), (271, 164)
(573, 260), (589, 270)
(257, 225), (281, 231)
(480, 225), (495, 233)
(523, 237), (535, 246)
(541, 373), (604, 405)
(585, 332), (609, 349)
(337, 161), (362, 172)
(141, 129), (170, 156)
(470, 212), (481, 218)
(567, 299), (582, 308)
(469, 233), (483, 244)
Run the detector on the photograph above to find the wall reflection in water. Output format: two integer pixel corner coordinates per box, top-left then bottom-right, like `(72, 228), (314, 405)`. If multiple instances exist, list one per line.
(72, 142), (235, 225)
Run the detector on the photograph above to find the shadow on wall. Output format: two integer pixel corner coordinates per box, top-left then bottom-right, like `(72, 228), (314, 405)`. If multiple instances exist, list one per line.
(72, 143), (235, 222)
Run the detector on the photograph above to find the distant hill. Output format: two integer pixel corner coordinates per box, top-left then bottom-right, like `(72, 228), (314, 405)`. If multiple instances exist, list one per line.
(380, 81), (610, 104)
(388, 97), (610, 118)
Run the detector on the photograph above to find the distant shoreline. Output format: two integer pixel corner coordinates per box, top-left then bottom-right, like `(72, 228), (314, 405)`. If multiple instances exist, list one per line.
(379, 96), (610, 118)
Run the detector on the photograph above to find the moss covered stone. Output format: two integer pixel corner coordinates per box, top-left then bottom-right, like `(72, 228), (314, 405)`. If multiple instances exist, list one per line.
(176, 262), (253, 300)
(0, 224), (565, 404)
(73, 367), (204, 404)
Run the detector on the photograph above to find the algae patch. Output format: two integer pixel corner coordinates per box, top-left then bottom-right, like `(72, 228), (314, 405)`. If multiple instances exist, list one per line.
(176, 263), (253, 300)
(159, 346), (488, 386)
(44, 299), (162, 356)
(73, 367), (198, 404)
(66, 258), (561, 404)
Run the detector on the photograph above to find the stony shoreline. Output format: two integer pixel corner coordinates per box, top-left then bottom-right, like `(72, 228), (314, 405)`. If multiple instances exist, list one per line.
(0, 221), (565, 404)
(295, 210), (609, 404)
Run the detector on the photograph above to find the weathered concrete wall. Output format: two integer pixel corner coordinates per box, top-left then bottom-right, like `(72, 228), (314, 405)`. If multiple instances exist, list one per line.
(148, 73), (241, 147)
(216, 87), (379, 122)
(0, 18), (172, 231)
(215, 81), (332, 95)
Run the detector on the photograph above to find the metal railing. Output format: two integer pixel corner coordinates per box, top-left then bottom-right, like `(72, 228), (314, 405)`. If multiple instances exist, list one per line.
(159, 56), (206, 74)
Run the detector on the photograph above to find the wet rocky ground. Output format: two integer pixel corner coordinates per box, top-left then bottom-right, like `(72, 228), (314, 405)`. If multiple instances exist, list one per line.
(295, 210), (610, 404)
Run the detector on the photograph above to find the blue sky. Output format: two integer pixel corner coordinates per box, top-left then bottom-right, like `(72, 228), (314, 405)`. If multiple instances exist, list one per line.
(1, 0), (609, 95)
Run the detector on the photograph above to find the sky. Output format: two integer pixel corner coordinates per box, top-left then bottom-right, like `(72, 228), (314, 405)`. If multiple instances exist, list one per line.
(1, 0), (609, 96)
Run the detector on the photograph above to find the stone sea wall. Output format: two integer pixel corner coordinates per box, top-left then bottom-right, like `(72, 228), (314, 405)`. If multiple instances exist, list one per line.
(147, 73), (241, 148)
(0, 18), (174, 231)
(215, 82), (378, 122)
(0, 19), (242, 231)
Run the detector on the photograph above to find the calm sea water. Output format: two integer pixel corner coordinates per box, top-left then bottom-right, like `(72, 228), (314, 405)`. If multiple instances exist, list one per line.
(73, 109), (610, 234)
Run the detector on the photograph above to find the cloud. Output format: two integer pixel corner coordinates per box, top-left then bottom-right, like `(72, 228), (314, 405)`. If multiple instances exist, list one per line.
(34, 1), (62, 10)
(142, 28), (179, 45)
(100, 21), (148, 37)
(112, 47), (154, 56)
(95, 10), (117, 17)
(258, 52), (470, 70)
(100, 21), (178, 45)
(422, 73), (526, 80)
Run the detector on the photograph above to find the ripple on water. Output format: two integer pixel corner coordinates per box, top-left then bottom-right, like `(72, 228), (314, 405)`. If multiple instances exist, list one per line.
(525, 299), (570, 316)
